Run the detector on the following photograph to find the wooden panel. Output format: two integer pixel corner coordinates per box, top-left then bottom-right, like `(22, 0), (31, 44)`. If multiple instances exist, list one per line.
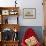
(0, 41), (19, 46)
(0, 24), (20, 32)
(3, 41), (18, 46)
(0, 7), (19, 10)
(43, 0), (46, 26)
(0, 41), (2, 46)
(44, 29), (46, 46)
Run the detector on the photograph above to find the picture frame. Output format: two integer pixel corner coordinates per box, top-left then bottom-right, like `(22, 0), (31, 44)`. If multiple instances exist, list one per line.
(23, 8), (36, 19)
(2, 10), (9, 15)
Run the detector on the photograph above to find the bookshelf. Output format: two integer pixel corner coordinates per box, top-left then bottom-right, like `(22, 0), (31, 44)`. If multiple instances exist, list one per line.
(0, 7), (19, 46)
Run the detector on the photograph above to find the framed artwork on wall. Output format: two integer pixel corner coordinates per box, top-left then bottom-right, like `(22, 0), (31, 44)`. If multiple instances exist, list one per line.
(23, 8), (36, 19)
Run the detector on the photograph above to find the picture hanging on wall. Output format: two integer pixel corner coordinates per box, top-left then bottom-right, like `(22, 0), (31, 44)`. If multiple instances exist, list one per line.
(23, 8), (36, 19)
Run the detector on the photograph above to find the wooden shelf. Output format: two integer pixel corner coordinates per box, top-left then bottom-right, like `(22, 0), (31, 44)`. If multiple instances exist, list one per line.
(0, 24), (20, 32)
(0, 7), (19, 46)
(0, 7), (19, 24)
(2, 40), (19, 42)
(1, 40), (19, 46)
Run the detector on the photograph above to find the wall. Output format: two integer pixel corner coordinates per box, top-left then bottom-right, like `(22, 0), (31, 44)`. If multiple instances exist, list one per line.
(0, 0), (44, 26)
(18, 0), (44, 26)
(0, 0), (44, 45)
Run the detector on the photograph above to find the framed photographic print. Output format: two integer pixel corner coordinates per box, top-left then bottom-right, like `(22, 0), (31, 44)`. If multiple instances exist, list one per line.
(2, 10), (9, 15)
(23, 8), (36, 19)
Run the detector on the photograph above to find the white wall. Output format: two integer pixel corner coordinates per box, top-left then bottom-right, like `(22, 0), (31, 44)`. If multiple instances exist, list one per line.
(0, 0), (44, 26)
(18, 0), (44, 26)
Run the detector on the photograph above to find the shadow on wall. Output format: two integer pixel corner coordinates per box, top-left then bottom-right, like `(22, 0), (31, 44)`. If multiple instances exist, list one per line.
(18, 26), (43, 44)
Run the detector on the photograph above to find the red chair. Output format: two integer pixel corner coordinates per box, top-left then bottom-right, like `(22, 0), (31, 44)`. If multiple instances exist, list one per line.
(21, 28), (41, 46)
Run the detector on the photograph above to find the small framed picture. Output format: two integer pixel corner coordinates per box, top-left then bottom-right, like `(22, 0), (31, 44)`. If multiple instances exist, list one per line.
(23, 8), (36, 19)
(2, 10), (9, 15)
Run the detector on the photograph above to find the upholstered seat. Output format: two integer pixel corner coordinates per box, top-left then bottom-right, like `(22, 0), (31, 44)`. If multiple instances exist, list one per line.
(21, 28), (41, 46)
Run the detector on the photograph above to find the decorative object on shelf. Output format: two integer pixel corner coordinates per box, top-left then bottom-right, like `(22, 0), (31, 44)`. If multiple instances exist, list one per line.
(13, 32), (18, 41)
(13, 28), (18, 41)
(2, 16), (8, 24)
(2, 10), (9, 15)
(5, 18), (8, 24)
(14, 28), (17, 32)
(9, 10), (18, 15)
(23, 8), (36, 19)
(2, 28), (13, 41)
(15, 0), (17, 7)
